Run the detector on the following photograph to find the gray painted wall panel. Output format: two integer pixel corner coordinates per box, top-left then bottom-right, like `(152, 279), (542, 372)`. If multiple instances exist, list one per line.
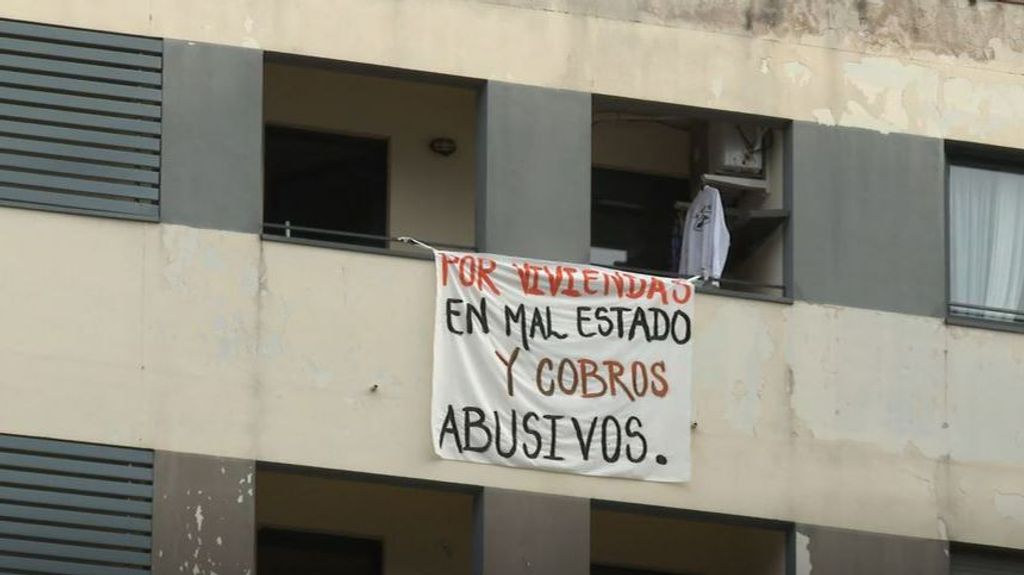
(152, 452), (255, 575)
(789, 122), (946, 317)
(476, 81), (591, 263)
(160, 40), (263, 234)
(475, 487), (589, 575)
(798, 525), (948, 575)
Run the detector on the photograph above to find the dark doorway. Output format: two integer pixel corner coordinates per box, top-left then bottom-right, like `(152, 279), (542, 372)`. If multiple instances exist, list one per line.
(591, 167), (689, 273)
(264, 125), (388, 247)
(258, 527), (382, 575)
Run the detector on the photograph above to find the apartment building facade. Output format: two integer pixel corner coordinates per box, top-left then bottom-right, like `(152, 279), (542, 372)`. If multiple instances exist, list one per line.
(0, 1), (1022, 574)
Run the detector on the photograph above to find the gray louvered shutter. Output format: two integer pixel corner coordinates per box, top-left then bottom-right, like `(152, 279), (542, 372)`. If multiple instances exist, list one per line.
(0, 19), (161, 218)
(0, 434), (153, 574)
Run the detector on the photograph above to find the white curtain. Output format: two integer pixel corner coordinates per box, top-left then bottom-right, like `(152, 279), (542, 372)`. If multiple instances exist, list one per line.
(949, 165), (1024, 321)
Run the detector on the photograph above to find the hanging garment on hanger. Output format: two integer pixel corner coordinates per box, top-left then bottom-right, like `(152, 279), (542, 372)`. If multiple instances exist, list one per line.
(678, 185), (731, 279)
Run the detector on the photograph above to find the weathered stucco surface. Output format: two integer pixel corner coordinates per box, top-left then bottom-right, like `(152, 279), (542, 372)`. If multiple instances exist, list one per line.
(483, 0), (1024, 65)
(1, 0), (1023, 147)
(0, 210), (1022, 549)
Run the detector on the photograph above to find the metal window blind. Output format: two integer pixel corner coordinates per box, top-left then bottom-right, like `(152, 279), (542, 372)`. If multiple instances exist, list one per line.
(0, 19), (161, 219)
(0, 433), (153, 575)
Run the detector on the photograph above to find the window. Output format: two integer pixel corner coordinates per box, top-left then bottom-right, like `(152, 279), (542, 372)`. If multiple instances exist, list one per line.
(264, 125), (388, 248)
(948, 151), (1024, 325)
(258, 528), (382, 575)
(262, 58), (478, 254)
(591, 97), (789, 299)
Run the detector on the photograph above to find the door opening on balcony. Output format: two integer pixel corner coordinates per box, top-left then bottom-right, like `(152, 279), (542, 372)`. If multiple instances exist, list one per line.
(258, 528), (382, 575)
(261, 56), (479, 254)
(264, 125), (388, 247)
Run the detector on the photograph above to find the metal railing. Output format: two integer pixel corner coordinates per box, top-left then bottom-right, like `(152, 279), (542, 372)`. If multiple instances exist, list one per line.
(263, 222), (788, 299)
(602, 263), (787, 295)
(949, 301), (1024, 323)
(262, 222), (477, 252)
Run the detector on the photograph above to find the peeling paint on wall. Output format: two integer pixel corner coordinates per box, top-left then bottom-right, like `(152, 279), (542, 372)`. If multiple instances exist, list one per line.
(995, 492), (1024, 524)
(795, 529), (813, 575)
(484, 0), (1024, 64)
(153, 452), (255, 575)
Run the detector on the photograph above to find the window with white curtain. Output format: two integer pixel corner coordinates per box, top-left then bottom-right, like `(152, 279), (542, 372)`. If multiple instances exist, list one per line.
(949, 163), (1024, 323)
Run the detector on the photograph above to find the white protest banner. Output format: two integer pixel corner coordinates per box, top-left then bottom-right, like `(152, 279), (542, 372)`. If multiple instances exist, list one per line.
(431, 250), (694, 482)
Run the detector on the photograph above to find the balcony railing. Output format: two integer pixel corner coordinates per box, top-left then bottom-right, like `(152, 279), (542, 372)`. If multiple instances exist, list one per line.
(949, 301), (1024, 326)
(262, 222), (476, 256)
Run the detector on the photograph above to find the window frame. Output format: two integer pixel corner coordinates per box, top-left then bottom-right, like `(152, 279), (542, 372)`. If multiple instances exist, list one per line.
(944, 141), (1024, 334)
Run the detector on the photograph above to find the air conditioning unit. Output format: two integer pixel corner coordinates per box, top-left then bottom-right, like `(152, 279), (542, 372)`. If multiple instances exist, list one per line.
(707, 122), (767, 176)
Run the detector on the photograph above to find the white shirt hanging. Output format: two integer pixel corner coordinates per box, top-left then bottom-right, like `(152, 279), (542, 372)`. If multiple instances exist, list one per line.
(679, 185), (730, 279)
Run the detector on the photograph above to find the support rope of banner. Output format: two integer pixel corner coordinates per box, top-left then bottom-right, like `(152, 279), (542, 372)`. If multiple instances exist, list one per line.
(397, 236), (437, 252)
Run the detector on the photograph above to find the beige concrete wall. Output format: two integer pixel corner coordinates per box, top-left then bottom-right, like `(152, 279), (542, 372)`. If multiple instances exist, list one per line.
(0, 208), (1022, 550)
(257, 471), (474, 575)
(592, 120), (690, 179)
(264, 62), (477, 249)
(592, 509), (786, 575)
(2, 0), (1023, 150)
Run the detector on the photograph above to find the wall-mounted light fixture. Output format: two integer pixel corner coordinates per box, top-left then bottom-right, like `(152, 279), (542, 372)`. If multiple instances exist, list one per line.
(429, 137), (457, 157)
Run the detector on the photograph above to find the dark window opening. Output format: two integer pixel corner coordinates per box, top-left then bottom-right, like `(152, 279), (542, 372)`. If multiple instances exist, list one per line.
(258, 528), (382, 575)
(593, 566), (685, 575)
(591, 168), (689, 273)
(264, 125), (388, 248)
(591, 97), (789, 299)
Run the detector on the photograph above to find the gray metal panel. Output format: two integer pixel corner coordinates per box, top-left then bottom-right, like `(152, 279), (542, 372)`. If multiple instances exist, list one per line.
(0, 18), (162, 218)
(0, 451), (152, 481)
(0, 502), (150, 531)
(0, 433), (153, 573)
(0, 85), (161, 118)
(797, 524), (948, 575)
(0, 136), (160, 167)
(0, 434), (154, 464)
(0, 467), (152, 498)
(0, 103), (161, 134)
(476, 81), (591, 262)
(0, 69), (162, 101)
(789, 122), (946, 317)
(0, 19), (160, 53)
(0, 485), (150, 515)
(476, 487), (590, 575)
(159, 40), (262, 233)
(0, 53), (162, 85)
(0, 556), (148, 575)
(0, 538), (149, 566)
(0, 169), (157, 200)
(0, 119), (161, 151)
(0, 520), (150, 550)
(0, 152), (159, 183)
(0, 36), (161, 69)
(0, 185), (158, 218)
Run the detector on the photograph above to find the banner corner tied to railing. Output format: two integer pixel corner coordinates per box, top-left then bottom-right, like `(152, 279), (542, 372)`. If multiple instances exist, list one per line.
(430, 250), (694, 483)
